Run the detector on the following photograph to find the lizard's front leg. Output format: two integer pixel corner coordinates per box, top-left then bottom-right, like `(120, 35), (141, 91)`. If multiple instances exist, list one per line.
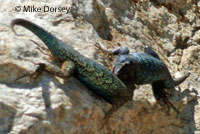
(102, 82), (135, 128)
(101, 104), (119, 129)
(95, 42), (130, 55)
(101, 101), (128, 129)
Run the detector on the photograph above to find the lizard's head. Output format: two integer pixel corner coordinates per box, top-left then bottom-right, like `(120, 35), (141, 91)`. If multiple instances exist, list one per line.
(112, 55), (130, 75)
(111, 55), (136, 83)
(113, 46), (130, 55)
(112, 62), (127, 76)
(112, 54), (138, 82)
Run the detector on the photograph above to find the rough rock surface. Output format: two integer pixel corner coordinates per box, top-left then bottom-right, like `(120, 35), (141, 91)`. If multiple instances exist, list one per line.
(0, 0), (199, 134)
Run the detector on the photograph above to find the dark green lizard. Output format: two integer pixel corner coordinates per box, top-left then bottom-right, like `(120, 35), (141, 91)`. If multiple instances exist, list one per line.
(96, 43), (190, 112)
(11, 18), (134, 126)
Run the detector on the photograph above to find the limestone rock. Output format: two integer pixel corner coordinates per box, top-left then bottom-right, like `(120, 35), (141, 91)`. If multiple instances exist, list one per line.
(0, 0), (199, 134)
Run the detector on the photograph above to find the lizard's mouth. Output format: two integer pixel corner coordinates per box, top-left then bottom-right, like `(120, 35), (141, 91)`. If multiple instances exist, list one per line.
(112, 62), (127, 75)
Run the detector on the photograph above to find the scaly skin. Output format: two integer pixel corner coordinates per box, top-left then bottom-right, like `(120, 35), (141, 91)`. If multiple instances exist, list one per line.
(96, 43), (189, 90)
(144, 46), (190, 112)
(11, 19), (134, 126)
(96, 42), (189, 88)
(144, 45), (190, 88)
(113, 52), (189, 89)
(96, 43), (190, 112)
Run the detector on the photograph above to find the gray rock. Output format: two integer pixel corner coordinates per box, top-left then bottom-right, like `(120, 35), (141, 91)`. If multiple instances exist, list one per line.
(0, 0), (199, 134)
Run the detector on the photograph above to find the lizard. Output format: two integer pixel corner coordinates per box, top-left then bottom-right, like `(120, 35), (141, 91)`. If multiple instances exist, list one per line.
(95, 42), (190, 112)
(10, 18), (134, 127)
(144, 45), (190, 112)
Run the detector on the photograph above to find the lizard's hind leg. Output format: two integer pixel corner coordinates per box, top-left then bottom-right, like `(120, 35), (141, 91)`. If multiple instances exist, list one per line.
(29, 40), (76, 80)
(29, 39), (49, 55)
(16, 59), (75, 83)
(15, 60), (47, 82)
(29, 39), (56, 62)
(152, 81), (179, 114)
(41, 60), (75, 80)
(162, 95), (179, 114)
(15, 63), (45, 82)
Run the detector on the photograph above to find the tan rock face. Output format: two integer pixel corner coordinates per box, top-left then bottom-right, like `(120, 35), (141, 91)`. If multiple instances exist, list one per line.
(0, 0), (199, 134)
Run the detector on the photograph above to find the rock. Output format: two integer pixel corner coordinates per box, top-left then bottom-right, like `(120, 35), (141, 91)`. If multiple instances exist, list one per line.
(0, 0), (199, 134)
(71, 0), (113, 40)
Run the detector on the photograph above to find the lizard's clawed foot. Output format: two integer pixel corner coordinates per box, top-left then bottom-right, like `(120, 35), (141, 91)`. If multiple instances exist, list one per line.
(165, 91), (172, 97)
(100, 105), (118, 129)
(158, 96), (179, 114)
(15, 58), (75, 83)
(95, 42), (130, 55)
(163, 98), (179, 114)
(15, 62), (46, 82)
(95, 42), (113, 55)
(29, 39), (55, 62)
(30, 39), (49, 55)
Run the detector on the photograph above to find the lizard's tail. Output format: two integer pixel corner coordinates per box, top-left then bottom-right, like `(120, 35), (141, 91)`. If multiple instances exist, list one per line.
(11, 18), (73, 61)
(173, 72), (190, 87)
